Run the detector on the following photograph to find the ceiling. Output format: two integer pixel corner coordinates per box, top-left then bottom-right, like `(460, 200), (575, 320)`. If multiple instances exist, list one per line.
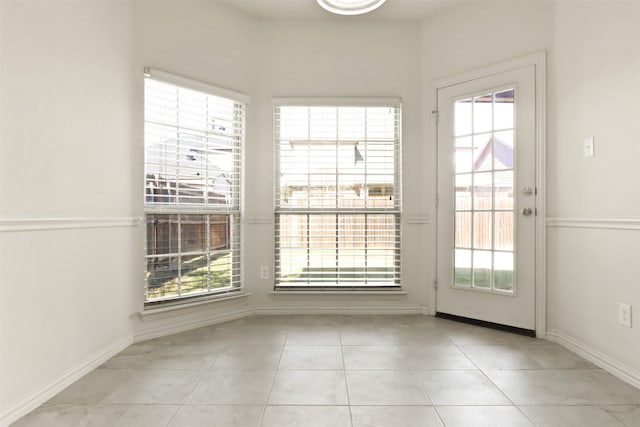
(216, 0), (462, 20)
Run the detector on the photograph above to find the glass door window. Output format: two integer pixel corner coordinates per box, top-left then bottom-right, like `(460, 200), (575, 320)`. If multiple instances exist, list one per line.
(453, 89), (515, 293)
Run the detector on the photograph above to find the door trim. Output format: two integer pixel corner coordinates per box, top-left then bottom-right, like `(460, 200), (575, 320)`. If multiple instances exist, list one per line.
(429, 51), (547, 338)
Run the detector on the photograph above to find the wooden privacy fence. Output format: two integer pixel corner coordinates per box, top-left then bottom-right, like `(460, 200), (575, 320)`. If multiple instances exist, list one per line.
(454, 193), (514, 250)
(278, 188), (397, 249)
(279, 213), (396, 249)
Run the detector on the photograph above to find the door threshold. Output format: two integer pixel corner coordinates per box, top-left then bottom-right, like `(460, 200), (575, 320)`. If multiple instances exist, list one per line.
(436, 312), (535, 337)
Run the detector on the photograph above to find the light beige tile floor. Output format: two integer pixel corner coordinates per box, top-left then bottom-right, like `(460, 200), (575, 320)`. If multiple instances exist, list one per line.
(11, 315), (640, 426)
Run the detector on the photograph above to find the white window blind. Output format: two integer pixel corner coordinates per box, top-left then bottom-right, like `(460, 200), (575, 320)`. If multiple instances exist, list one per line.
(144, 70), (245, 304)
(274, 103), (402, 288)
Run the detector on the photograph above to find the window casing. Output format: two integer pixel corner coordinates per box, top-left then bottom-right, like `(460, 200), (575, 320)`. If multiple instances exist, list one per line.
(274, 102), (401, 289)
(143, 70), (246, 304)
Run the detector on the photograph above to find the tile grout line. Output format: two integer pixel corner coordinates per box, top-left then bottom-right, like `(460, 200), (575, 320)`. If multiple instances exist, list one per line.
(339, 326), (355, 427)
(456, 332), (534, 412)
(258, 327), (289, 426)
(12, 315), (640, 426)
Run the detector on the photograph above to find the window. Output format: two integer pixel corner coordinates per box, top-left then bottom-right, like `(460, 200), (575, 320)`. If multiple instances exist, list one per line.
(143, 69), (247, 304)
(274, 101), (401, 288)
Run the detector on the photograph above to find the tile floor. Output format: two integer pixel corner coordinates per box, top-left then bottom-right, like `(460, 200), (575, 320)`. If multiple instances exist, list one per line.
(12, 315), (640, 426)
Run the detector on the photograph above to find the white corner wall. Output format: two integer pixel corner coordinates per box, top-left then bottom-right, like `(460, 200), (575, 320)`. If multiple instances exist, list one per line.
(420, 1), (553, 80)
(546, 1), (640, 385)
(0, 1), (138, 425)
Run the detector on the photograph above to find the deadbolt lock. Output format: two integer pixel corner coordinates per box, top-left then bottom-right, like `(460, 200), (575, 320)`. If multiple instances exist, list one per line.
(521, 207), (533, 216)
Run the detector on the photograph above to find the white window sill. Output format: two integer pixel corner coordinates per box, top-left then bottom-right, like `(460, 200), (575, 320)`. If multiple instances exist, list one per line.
(139, 291), (250, 321)
(269, 290), (407, 296)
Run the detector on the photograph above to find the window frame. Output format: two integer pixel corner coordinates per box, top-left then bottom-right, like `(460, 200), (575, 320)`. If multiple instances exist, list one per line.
(143, 68), (248, 306)
(273, 98), (402, 290)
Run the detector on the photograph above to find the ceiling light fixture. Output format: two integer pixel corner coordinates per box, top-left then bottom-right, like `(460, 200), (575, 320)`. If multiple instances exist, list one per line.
(316, 0), (386, 16)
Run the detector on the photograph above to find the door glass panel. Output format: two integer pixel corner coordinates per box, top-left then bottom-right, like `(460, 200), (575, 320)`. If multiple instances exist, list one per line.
(494, 211), (514, 251)
(455, 212), (471, 248)
(473, 212), (492, 250)
(494, 171), (513, 210)
(473, 134), (493, 171)
(455, 136), (473, 173)
(454, 98), (472, 136)
(453, 87), (516, 293)
(473, 93), (492, 133)
(493, 131), (514, 170)
(455, 174), (472, 210)
(494, 89), (515, 130)
(454, 249), (471, 286)
(473, 172), (493, 210)
(472, 250), (492, 288)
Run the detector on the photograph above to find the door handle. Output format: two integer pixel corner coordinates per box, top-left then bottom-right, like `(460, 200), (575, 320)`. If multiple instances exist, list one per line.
(521, 208), (533, 216)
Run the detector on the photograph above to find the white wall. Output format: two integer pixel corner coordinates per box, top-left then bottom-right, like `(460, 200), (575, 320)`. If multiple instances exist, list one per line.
(0, 1), (137, 424)
(546, 1), (640, 381)
(420, 1), (553, 80)
(247, 19), (427, 313)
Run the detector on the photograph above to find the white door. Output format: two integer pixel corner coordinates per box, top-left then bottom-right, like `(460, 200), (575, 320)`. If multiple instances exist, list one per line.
(436, 64), (537, 332)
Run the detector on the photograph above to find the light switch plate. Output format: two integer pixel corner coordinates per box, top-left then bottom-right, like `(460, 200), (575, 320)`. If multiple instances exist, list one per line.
(584, 136), (595, 158)
(618, 303), (632, 328)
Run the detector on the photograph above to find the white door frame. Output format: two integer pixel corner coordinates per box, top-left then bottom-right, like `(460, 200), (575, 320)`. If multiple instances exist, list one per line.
(429, 51), (547, 338)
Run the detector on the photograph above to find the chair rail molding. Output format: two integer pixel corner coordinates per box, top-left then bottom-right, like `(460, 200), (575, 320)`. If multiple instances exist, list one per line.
(0, 217), (141, 232)
(546, 217), (640, 231)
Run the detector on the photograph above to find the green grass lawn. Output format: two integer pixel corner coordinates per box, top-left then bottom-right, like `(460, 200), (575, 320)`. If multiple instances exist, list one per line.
(146, 252), (231, 299)
(454, 267), (513, 291)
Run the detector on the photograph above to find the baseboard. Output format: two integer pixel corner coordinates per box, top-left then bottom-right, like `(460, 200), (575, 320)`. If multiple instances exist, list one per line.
(137, 306), (429, 340)
(546, 329), (640, 390)
(0, 334), (133, 427)
(253, 305), (423, 316)
(134, 307), (254, 343)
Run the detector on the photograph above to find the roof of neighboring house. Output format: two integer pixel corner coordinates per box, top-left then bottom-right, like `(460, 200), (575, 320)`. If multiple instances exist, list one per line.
(473, 136), (513, 171)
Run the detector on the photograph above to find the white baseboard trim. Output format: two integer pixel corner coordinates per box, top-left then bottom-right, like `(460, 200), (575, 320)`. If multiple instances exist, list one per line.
(253, 306), (423, 316)
(136, 305), (430, 341)
(139, 292), (250, 321)
(134, 307), (254, 343)
(546, 329), (640, 390)
(0, 334), (133, 427)
(269, 290), (407, 296)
